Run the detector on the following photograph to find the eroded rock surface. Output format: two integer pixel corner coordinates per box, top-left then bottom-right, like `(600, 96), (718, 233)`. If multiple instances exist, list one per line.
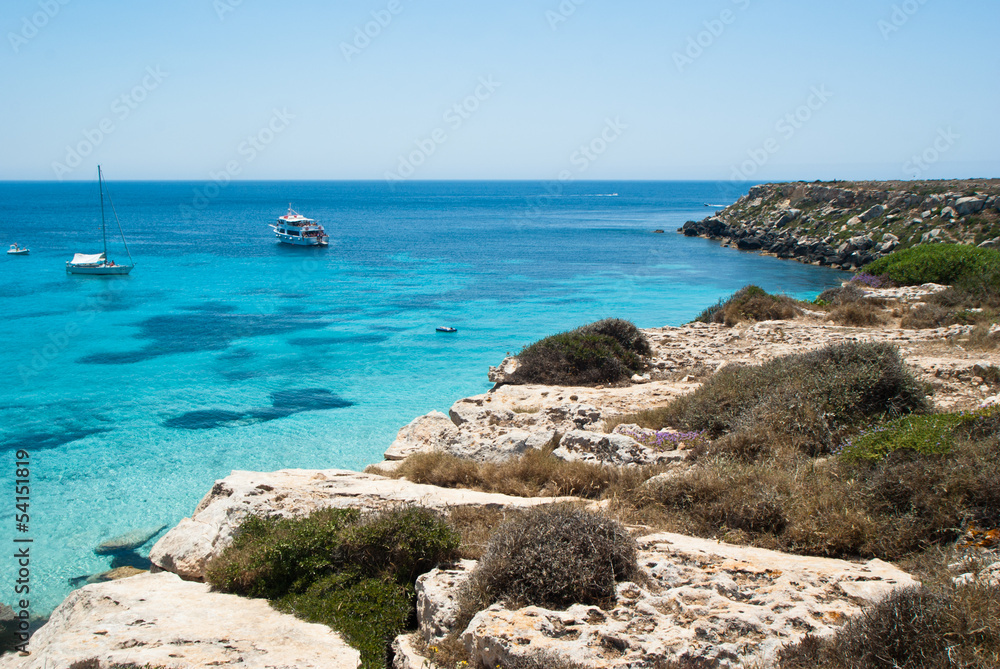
(458, 532), (919, 669)
(0, 572), (360, 669)
(149, 469), (580, 580)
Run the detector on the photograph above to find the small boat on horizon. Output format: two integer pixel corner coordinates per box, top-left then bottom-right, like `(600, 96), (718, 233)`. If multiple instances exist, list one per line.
(67, 166), (134, 276)
(436, 326), (457, 333)
(270, 205), (329, 246)
(7, 244), (29, 255)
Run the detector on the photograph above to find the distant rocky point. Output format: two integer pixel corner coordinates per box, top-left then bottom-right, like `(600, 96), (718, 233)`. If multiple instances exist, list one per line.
(681, 179), (1000, 269)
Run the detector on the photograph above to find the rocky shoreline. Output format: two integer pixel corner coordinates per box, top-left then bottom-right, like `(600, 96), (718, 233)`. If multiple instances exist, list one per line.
(680, 180), (1000, 269)
(4, 283), (1000, 669)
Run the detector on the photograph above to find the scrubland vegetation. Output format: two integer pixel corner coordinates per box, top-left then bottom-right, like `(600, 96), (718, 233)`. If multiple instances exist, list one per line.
(204, 245), (1000, 668)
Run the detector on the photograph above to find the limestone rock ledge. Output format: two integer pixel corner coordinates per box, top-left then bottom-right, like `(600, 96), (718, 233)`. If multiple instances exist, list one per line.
(0, 572), (360, 669)
(440, 532), (919, 669)
(149, 468), (581, 580)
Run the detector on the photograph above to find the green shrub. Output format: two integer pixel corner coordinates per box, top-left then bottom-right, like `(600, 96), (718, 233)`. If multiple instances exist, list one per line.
(635, 342), (928, 452)
(577, 317), (652, 356)
(694, 285), (800, 326)
(864, 244), (1000, 287)
(841, 406), (1000, 461)
(277, 575), (411, 666)
(507, 319), (650, 386)
(458, 506), (638, 627)
(206, 506), (460, 669)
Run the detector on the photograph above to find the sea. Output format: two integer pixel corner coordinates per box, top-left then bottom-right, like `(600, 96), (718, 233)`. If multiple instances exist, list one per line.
(0, 180), (846, 615)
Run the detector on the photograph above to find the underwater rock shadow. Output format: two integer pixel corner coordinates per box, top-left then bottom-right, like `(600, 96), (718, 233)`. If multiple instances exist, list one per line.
(77, 309), (331, 365)
(0, 427), (113, 454)
(163, 388), (353, 430)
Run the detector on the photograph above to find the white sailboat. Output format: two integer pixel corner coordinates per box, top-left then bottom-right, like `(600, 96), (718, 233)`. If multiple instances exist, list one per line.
(67, 165), (134, 275)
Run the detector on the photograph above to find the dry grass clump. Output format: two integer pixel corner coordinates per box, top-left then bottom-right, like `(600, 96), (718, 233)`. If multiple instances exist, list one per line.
(817, 284), (867, 305)
(381, 447), (660, 500)
(694, 285), (800, 326)
(963, 323), (1000, 350)
(899, 302), (963, 329)
(777, 581), (1000, 669)
(622, 342), (928, 454)
(457, 506), (638, 620)
(506, 318), (651, 386)
(634, 408), (1000, 560)
(828, 301), (888, 327)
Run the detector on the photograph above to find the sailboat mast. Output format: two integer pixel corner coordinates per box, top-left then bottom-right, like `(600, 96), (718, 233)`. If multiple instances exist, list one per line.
(98, 165), (108, 260)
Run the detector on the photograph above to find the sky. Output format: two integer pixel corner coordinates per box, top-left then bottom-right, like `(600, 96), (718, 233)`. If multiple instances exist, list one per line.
(1, 0), (998, 181)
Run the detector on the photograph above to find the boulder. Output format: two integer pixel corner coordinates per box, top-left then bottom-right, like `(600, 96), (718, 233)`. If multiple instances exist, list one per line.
(941, 206), (957, 219)
(954, 196), (986, 216)
(859, 204), (885, 222)
(149, 469), (579, 580)
(416, 560), (476, 643)
(552, 430), (687, 466)
(0, 571), (361, 669)
(488, 356), (520, 383)
(848, 234), (874, 252)
(93, 525), (167, 555)
(383, 411), (471, 461)
(460, 532), (919, 669)
(391, 634), (434, 669)
(774, 209), (801, 227)
(921, 228), (944, 243)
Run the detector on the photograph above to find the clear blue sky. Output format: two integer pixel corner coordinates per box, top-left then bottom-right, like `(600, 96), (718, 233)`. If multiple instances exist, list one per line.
(2, 0), (997, 181)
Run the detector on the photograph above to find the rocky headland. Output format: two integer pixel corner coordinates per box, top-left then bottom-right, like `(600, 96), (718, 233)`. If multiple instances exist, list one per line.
(5, 278), (1000, 668)
(681, 179), (1000, 269)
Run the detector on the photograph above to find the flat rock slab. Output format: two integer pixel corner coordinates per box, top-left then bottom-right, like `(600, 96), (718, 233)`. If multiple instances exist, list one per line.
(0, 571), (360, 669)
(461, 532), (919, 669)
(150, 468), (580, 580)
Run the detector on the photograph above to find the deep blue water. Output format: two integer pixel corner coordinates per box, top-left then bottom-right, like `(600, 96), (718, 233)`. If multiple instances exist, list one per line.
(0, 180), (845, 613)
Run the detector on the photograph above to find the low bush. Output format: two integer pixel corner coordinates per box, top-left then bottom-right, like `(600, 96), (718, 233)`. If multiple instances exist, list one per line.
(694, 285), (800, 326)
(864, 243), (1000, 288)
(278, 575), (411, 666)
(507, 318), (650, 386)
(640, 410), (1000, 559)
(828, 301), (887, 327)
(205, 506), (460, 669)
(899, 302), (961, 329)
(838, 411), (987, 461)
(623, 342), (928, 453)
(458, 506), (639, 626)
(777, 582), (1000, 669)
(817, 284), (866, 305)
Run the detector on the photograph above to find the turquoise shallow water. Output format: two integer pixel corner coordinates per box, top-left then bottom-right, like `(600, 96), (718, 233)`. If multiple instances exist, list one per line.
(0, 180), (845, 614)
